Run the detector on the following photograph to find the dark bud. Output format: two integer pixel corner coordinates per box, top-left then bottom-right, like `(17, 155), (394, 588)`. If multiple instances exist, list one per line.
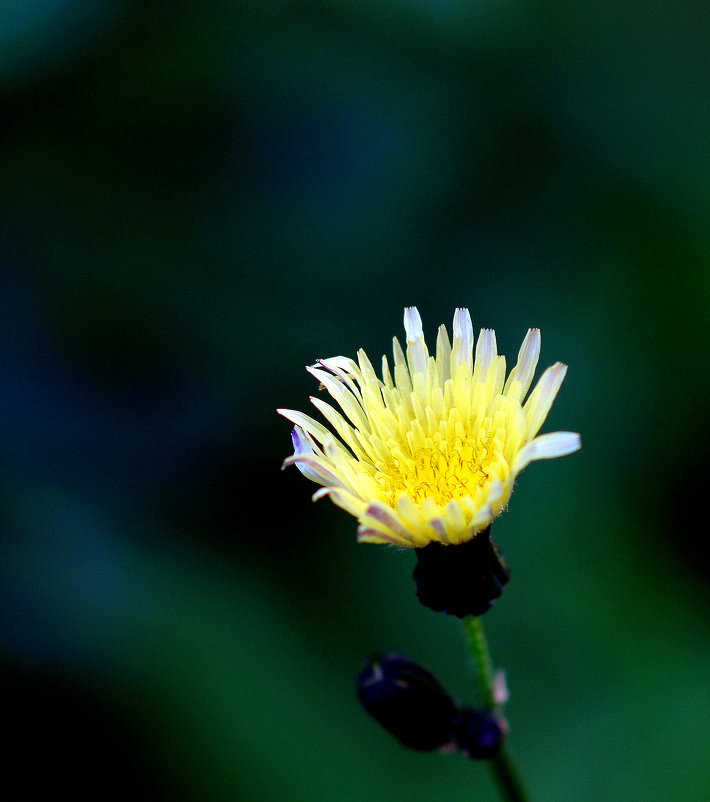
(453, 707), (507, 759)
(356, 652), (457, 751)
(413, 527), (509, 618)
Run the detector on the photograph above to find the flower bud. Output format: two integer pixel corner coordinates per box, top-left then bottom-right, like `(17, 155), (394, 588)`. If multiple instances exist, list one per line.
(356, 653), (457, 751)
(453, 707), (507, 759)
(412, 527), (509, 618)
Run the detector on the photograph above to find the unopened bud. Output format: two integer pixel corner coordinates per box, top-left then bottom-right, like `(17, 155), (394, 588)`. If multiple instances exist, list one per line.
(356, 653), (457, 751)
(453, 707), (507, 759)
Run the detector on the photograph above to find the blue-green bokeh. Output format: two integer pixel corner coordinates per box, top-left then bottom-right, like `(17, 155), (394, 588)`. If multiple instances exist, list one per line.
(2, 2), (710, 799)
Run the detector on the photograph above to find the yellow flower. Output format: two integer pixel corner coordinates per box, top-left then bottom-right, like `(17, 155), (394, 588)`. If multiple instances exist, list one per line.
(279, 307), (580, 548)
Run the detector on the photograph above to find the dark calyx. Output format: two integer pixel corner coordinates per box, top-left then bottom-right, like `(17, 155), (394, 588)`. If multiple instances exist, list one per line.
(413, 527), (509, 618)
(356, 652), (458, 751)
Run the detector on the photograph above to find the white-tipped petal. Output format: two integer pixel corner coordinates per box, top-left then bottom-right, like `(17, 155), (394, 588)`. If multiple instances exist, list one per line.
(284, 455), (343, 487)
(306, 365), (370, 432)
(283, 429), (349, 488)
(289, 425), (315, 456)
(513, 431), (581, 472)
(504, 328), (541, 402)
(404, 306), (424, 340)
(524, 362), (568, 439)
(451, 307), (474, 374)
(308, 397), (369, 460)
(277, 408), (335, 444)
(316, 357), (363, 401)
(404, 306), (429, 376)
(473, 328), (497, 383)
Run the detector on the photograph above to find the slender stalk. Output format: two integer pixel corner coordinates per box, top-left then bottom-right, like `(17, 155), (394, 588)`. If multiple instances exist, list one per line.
(462, 614), (497, 708)
(489, 748), (530, 802)
(462, 615), (531, 802)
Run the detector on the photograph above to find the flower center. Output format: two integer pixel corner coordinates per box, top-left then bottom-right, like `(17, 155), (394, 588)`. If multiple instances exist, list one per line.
(374, 428), (498, 507)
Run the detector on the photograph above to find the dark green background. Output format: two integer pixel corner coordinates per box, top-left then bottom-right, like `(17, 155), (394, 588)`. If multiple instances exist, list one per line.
(2, 2), (709, 799)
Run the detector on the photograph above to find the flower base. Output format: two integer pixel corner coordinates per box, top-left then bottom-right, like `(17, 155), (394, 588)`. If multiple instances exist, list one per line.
(412, 528), (510, 618)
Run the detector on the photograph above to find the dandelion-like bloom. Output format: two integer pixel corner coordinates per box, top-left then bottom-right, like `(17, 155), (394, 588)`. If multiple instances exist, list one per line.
(279, 307), (580, 549)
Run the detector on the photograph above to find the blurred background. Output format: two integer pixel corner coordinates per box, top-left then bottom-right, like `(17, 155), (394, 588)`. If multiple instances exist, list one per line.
(1, 1), (709, 800)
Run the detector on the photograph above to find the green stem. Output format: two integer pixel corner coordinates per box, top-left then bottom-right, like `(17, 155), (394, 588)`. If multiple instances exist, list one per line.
(462, 615), (531, 802)
(462, 614), (497, 708)
(489, 748), (530, 802)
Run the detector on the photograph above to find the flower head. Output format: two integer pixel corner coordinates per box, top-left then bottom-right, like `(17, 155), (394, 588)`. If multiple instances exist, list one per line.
(279, 307), (580, 548)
